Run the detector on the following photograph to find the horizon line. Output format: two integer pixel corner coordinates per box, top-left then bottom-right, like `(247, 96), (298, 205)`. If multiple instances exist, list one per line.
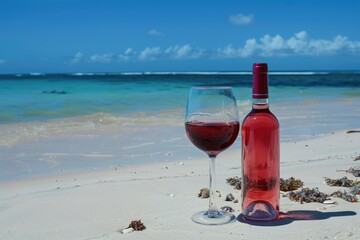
(1, 69), (360, 76)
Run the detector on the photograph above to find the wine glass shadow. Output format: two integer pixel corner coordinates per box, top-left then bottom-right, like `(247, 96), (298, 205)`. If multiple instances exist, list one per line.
(237, 210), (357, 226)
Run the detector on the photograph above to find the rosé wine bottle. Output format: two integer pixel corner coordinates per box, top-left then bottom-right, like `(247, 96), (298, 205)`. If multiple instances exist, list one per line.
(241, 63), (280, 221)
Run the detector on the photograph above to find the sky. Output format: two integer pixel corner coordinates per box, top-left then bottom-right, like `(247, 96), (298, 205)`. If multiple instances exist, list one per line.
(0, 0), (360, 73)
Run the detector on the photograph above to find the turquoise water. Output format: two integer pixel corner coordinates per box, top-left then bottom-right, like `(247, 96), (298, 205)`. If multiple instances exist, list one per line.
(1, 71), (359, 145)
(0, 71), (359, 123)
(0, 71), (359, 180)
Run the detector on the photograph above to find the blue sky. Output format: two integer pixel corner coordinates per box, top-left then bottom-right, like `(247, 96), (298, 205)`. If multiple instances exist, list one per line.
(0, 0), (360, 73)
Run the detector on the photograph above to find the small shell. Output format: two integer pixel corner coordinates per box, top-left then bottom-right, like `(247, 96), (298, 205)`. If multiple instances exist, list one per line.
(169, 193), (175, 197)
(121, 227), (134, 234)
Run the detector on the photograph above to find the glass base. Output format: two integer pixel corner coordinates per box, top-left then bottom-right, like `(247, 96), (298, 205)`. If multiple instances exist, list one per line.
(242, 200), (278, 222)
(191, 210), (236, 225)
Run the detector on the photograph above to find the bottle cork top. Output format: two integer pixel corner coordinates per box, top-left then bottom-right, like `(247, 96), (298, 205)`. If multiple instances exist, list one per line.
(252, 63), (269, 99)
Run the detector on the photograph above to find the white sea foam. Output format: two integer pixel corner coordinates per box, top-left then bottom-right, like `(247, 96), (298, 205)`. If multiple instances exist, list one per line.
(71, 72), (96, 76)
(29, 72), (44, 76)
(0, 111), (183, 147)
(269, 71), (329, 75)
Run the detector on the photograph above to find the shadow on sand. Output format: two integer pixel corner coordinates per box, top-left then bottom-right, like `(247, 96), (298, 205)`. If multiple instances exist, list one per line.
(237, 210), (357, 226)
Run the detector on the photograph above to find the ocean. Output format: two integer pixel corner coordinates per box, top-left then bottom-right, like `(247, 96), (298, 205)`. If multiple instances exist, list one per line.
(0, 71), (360, 180)
(1, 71), (359, 123)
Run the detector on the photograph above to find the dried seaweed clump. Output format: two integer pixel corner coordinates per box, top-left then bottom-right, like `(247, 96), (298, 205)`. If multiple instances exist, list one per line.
(337, 166), (360, 177)
(280, 177), (304, 192)
(330, 191), (358, 203)
(129, 220), (146, 231)
(284, 187), (329, 204)
(226, 176), (241, 190)
(349, 182), (360, 195)
(324, 176), (359, 187)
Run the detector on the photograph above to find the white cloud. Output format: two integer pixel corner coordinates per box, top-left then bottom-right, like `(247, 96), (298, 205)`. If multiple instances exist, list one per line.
(287, 31), (308, 53)
(89, 53), (115, 63)
(124, 48), (133, 55)
(118, 48), (136, 62)
(148, 29), (165, 37)
(0, 59), (5, 64)
(66, 32), (360, 64)
(259, 34), (287, 56)
(215, 31), (360, 58)
(68, 52), (84, 64)
(306, 35), (360, 55)
(164, 44), (204, 59)
(241, 39), (258, 57)
(215, 45), (239, 58)
(139, 47), (161, 60)
(229, 14), (254, 25)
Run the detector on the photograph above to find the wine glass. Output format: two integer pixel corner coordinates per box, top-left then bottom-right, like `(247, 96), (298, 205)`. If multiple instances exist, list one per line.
(185, 86), (240, 225)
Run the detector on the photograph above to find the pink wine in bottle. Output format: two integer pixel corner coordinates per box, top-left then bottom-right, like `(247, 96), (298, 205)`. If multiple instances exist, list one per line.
(241, 63), (280, 221)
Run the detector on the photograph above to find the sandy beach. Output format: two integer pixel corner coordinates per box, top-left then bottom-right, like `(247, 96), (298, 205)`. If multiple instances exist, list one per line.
(1, 128), (359, 240)
(1, 0), (360, 239)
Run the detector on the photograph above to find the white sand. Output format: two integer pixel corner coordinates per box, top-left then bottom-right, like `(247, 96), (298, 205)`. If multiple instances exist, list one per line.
(0, 130), (360, 240)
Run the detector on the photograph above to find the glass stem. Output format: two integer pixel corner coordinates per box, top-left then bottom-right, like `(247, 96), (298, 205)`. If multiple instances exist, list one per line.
(208, 156), (219, 217)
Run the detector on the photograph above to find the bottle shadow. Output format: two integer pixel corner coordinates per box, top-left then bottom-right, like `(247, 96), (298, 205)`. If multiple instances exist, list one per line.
(237, 210), (357, 226)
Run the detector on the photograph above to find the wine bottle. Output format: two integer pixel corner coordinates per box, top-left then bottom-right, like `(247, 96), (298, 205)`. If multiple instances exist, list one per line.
(241, 63), (280, 221)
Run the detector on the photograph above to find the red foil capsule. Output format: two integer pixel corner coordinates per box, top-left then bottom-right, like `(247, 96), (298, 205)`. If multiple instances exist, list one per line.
(252, 63), (268, 99)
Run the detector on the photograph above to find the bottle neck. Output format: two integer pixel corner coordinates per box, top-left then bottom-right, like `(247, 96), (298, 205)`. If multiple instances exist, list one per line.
(252, 97), (269, 109)
(252, 63), (269, 110)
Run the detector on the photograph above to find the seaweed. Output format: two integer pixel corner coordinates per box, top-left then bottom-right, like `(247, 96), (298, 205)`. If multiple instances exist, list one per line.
(283, 187), (329, 204)
(129, 220), (146, 231)
(226, 176), (241, 190)
(324, 176), (359, 187)
(280, 177), (304, 192)
(330, 191), (358, 203)
(349, 182), (360, 195)
(120, 220), (146, 234)
(226, 176), (304, 192)
(337, 166), (360, 177)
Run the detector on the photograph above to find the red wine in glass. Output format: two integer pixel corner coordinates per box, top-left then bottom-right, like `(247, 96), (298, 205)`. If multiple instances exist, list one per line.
(185, 86), (239, 225)
(185, 121), (239, 157)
